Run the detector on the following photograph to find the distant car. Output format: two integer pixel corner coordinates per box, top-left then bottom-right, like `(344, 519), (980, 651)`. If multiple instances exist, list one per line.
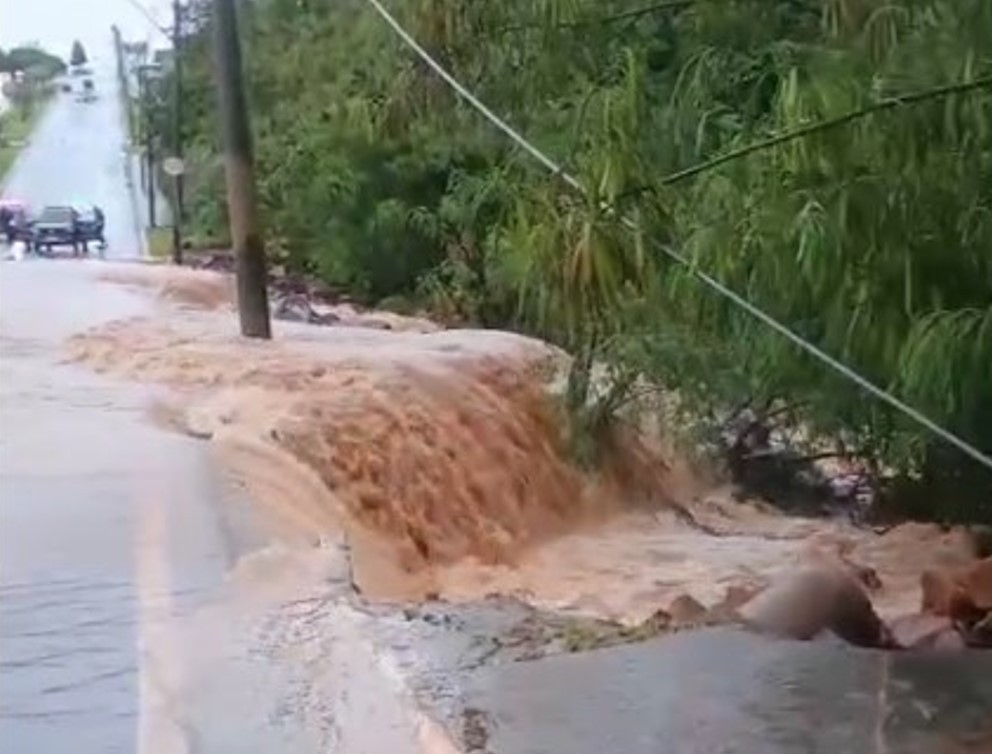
(74, 78), (97, 103)
(32, 205), (83, 255)
(60, 83), (72, 93)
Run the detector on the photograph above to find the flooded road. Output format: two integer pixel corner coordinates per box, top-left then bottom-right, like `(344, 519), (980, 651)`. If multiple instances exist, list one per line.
(2, 48), (990, 754)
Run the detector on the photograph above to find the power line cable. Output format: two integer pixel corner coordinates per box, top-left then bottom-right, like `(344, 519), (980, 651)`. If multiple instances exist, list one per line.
(363, 0), (581, 191)
(362, 0), (992, 473)
(121, 0), (173, 38)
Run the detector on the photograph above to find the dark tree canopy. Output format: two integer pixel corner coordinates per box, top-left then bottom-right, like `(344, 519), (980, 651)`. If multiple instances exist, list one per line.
(0, 45), (65, 78)
(70, 40), (88, 66)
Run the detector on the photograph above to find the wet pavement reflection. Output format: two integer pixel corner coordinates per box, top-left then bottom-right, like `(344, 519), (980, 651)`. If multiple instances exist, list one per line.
(0, 264), (238, 752)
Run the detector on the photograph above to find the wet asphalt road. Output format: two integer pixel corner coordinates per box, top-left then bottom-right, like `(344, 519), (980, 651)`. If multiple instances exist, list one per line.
(1, 58), (142, 259)
(0, 268), (249, 754)
(0, 55), (251, 754)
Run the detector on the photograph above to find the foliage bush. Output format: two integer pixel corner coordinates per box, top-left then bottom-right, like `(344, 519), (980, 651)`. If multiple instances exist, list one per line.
(149, 0), (992, 517)
(0, 46), (65, 79)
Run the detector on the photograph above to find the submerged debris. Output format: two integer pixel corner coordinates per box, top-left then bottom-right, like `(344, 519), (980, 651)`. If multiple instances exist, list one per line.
(737, 561), (890, 647)
(915, 557), (992, 648)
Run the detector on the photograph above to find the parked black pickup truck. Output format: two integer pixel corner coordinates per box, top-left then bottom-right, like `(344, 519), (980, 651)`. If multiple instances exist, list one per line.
(32, 206), (82, 255)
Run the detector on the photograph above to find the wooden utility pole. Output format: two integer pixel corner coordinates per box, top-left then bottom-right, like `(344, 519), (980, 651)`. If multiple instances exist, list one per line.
(112, 26), (135, 139)
(139, 67), (157, 228)
(170, 0), (185, 265)
(212, 0), (271, 339)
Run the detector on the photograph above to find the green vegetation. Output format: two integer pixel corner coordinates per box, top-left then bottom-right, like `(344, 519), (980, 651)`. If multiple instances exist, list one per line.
(0, 44), (62, 182)
(0, 45), (65, 80)
(0, 106), (37, 180)
(148, 0), (992, 517)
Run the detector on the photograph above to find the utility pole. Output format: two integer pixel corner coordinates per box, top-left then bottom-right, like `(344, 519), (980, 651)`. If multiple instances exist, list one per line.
(146, 111), (156, 228)
(112, 26), (135, 139)
(170, 0), (185, 264)
(212, 0), (271, 339)
(139, 67), (157, 228)
(136, 66), (147, 193)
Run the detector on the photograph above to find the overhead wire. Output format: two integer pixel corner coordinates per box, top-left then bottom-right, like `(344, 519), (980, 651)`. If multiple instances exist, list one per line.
(363, 0), (992, 473)
(121, 0), (173, 39)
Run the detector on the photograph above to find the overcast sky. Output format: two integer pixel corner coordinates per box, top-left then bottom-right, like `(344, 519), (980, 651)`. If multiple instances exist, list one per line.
(0, 0), (174, 62)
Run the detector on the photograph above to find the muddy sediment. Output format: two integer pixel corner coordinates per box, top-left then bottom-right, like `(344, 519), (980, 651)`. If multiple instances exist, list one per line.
(67, 265), (983, 632)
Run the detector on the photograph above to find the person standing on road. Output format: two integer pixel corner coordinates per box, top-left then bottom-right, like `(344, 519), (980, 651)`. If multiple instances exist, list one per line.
(8, 208), (33, 252)
(94, 206), (106, 246)
(0, 206), (11, 243)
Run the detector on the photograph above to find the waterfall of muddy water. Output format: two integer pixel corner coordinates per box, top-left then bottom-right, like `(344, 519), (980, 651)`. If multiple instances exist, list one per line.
(67, 265), (979, 625)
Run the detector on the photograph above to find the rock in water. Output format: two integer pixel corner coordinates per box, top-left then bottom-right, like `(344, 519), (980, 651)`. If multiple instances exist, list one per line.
(887, 613), (955, 649)
(273, 292), (315, 323)
(967, 526), (992, 558)
(737, 562), (889, 648)
(966, 612), (992, 648)
(921, 557), (992, 623)
(667, 594), (708, 625)
(964, 557), (992, 610)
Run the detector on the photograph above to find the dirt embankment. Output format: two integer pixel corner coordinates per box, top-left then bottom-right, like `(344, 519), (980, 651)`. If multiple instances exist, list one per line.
(68, 264), (986, 635)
